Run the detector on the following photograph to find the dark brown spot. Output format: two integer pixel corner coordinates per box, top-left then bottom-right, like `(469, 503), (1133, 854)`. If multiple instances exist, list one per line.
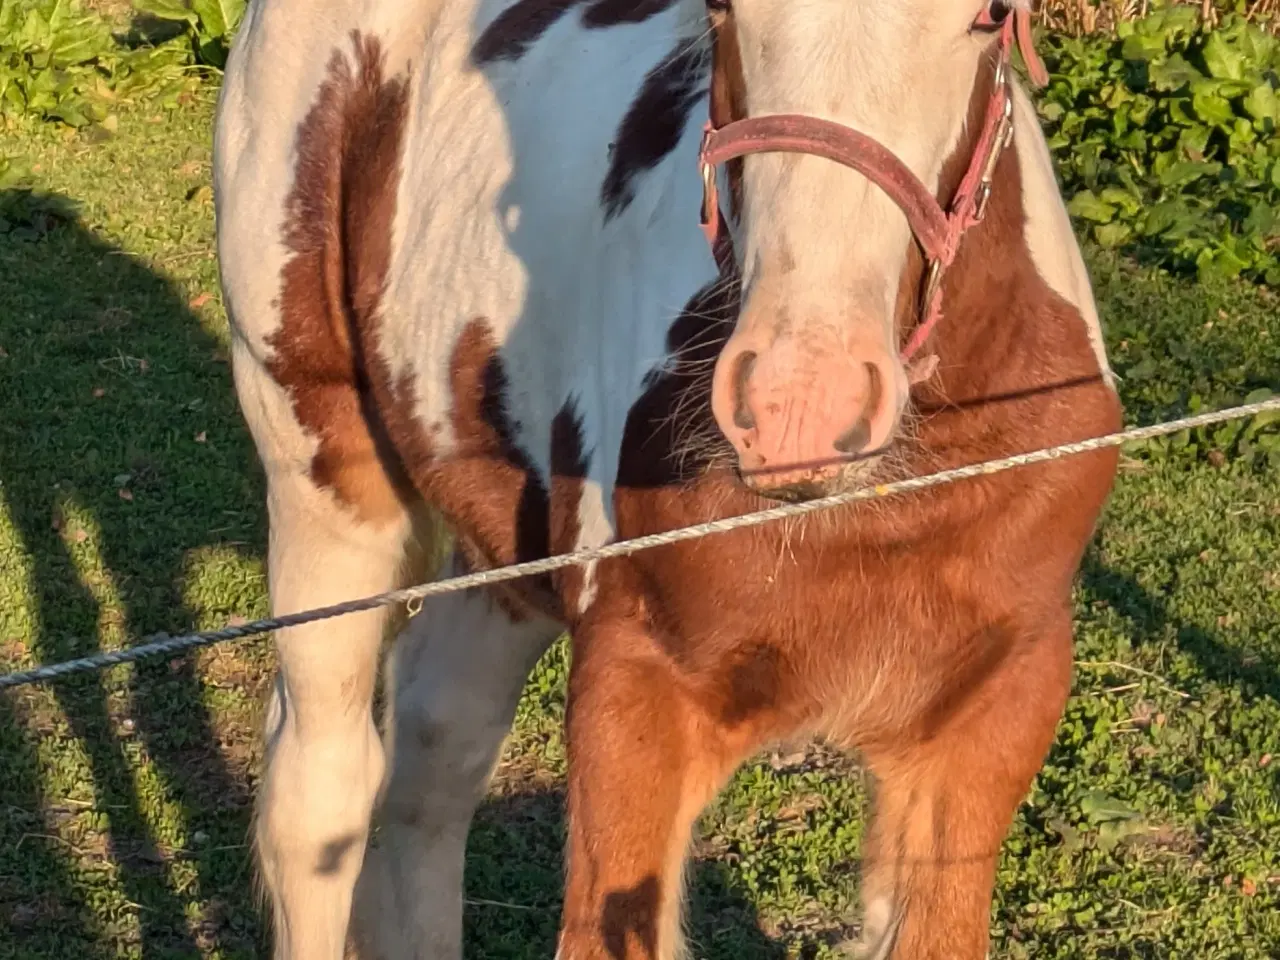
(415, 718), (442, 750)
(549, 397), (594, 611)
(449, 320), (551, 576)
(776, 239), (797, 275)
(551, 398), (591, 480)
(718, 641), (784, 726)
(730, 350), (756, 430)
(616, 281), (736, 491)
(914, 622), (1019, 741)
(473, 0), (582, 64)
(601, 40), (709, 220)
(316, 834), (359, 876)
(386, 803), (421, 828)
(550, 396), (592, 550)
(422, 319), (564, 619)
(581, 0), (679, 28)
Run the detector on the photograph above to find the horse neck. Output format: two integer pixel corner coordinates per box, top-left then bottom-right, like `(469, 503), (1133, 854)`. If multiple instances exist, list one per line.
(902, 88), (1115, 472)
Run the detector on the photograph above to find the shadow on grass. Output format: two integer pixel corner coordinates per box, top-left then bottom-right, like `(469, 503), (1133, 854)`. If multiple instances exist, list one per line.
(1079, 549), (1280, 703)
(0, 191), (265, 957)
(466, 787), (788, 960)
(0, 192), (793, 959)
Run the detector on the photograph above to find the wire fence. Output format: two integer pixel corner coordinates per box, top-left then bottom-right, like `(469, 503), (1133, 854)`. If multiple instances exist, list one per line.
(2, 395), (1278, 692)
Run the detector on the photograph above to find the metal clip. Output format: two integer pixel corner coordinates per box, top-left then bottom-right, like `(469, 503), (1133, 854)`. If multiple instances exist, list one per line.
(406, 596), (423, 618)
(922, 259), (944, 311)
(998, 73), (1015, 150)
(699, 124), (719, 227)
(973, 93), (1014, 223)
(701, 160), (718, 227)
(972, 182), (993, 221)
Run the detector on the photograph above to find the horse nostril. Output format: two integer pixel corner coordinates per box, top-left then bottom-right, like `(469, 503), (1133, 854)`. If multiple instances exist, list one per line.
(864, 361), (883, 419)
(834, 363), (884, 455)
(834, 416), (872, 455)
(732, 351), (758, 430)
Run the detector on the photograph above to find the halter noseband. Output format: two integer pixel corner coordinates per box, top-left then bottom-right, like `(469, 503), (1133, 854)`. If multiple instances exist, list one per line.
(697, 6), (1048, 370)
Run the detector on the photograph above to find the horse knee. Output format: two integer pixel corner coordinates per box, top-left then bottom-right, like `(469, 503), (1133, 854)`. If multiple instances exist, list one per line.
(382, 700), (511, 824)
(257, 716), (385, 866)
(352, 701), (492, 960)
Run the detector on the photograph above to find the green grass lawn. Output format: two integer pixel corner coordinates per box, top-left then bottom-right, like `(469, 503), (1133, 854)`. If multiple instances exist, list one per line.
(1, 94), (1279, 960)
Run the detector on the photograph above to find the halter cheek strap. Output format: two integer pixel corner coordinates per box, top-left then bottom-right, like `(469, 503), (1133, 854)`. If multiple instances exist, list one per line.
(698, 6), (1048, 368)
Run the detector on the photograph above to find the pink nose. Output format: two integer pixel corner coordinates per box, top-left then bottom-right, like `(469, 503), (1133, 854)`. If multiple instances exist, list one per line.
(710, 333), (903, 494)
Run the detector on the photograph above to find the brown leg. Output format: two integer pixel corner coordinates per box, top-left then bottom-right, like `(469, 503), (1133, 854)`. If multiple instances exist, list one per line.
(856, 615), (1073, 960)
(557, 621), (763, 960)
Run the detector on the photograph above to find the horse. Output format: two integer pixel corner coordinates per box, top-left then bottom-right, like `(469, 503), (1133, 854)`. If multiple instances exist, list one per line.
(212, 0), (1121, 956)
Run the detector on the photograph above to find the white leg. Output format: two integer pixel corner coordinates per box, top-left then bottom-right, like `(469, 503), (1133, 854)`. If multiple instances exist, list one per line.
(256, 471), (421, 960)
(352, 560), (560, 960)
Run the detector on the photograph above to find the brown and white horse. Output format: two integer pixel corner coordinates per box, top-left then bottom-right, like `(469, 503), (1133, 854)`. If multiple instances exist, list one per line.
(213, 0), (1121, 956)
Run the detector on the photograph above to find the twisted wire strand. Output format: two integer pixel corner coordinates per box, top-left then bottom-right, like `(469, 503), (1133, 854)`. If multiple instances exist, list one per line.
(2, 396), (1277, 691)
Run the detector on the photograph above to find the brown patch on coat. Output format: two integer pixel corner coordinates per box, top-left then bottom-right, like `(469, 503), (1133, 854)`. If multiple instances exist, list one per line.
(617, 281), (736, 491)
(266, 32), (414, 526)
(267, 39), (572, 619)
(600, 875), (660, 958)
(548, 398), (592, 612)
(581, 0), (680, 28)
(601, 39), (709, 220)
(472, 0), (582, 64)
(471, 0), (683, 65)
(425, 319), (560, 617)
(360, 319), (598, 624)
(354, 321), (587, 624)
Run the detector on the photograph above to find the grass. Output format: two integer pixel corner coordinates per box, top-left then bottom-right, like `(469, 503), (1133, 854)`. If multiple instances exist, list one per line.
(1035, 0), (1279, 36)
(0, 91), (1278, 960)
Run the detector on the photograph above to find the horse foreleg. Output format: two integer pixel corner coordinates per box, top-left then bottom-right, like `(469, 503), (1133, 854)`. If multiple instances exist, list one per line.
(855, 613), (1073, 960)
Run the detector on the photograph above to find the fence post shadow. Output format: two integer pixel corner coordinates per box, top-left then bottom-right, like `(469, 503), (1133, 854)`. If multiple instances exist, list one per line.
(0, 189), (267, 956)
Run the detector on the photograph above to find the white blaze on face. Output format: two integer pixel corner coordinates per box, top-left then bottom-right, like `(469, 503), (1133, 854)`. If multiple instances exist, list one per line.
(726, 0), (992, 333)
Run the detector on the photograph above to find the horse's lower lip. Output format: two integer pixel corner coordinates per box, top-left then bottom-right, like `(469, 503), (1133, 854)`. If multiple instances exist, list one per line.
(749, 480), (826, 504)
(735, 457), (881, 502)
